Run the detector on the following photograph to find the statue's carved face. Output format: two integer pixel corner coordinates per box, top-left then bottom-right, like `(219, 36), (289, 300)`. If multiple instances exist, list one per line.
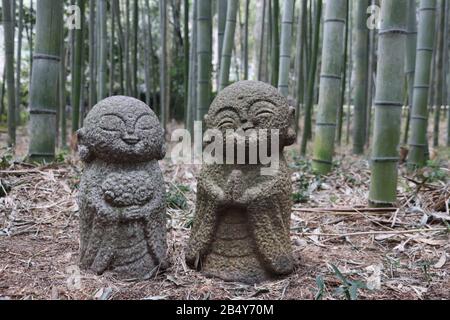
(78, 96), (165, 162)
(206, 81), (296, 147)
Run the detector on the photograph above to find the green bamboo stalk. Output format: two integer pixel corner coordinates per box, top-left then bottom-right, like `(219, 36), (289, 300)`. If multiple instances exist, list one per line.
(187, 0), (198, 133)
(277, 0), (294, 97)
(369, 0), (408, 207)
(184, 0), (190, 119)
(113, 0), (125, 95)
(97, 0), (107, 100)
(408, 0), (437, 168)
(337, 0), (349, 145)
(89, 0), (97, 110)
(60, 43), (67, 149)
(300, 0), (322, 156)
(0, 67), (5, 121)
(71, 0), (85, 132)
(433, 0), (445, 147)
(29, 0), (34, 84)
(125, 0), (132, 96)
(270, 0), (280, 87)
(294, 0), (307, 134)
(243, 0), (250, 80)
(15, 0), (24, 125)
(352, 0), (369, 154)
(403, 0), (418, 145)
(132, 0), (138, 98)
(28, 0), (63, 162)
(345, 0), (353, 145)
(196, 0), (212, 121)
(144, 0), (152, 107)
(365, 0), (376, 147)
(109, 1), (116, 97)
(2, 0), (16, 147)
(218, 0), (227, 82)
(218, 0), (238, 91)
(257, 0), (267, 81)
(160, 0), (168, 129)
(312, 0), (347, 174)
(79, 57), (86, 128)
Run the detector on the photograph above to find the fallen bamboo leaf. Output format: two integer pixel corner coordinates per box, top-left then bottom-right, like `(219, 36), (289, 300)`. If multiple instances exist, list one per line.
(433, 253), (447, 269)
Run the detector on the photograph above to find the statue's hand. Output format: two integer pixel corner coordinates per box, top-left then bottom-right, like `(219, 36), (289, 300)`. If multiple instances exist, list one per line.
(122, 205), (148, 221)
(214, 186), (228, 206)
(96, 204), (120, 223)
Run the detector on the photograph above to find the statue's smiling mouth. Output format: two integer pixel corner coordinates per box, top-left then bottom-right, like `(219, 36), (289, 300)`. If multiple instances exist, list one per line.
(122, 137), (141, 145)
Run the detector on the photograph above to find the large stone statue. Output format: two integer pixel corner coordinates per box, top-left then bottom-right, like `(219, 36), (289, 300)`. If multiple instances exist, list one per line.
(186, 81), (296, 284)
(77, 96), (167, 280)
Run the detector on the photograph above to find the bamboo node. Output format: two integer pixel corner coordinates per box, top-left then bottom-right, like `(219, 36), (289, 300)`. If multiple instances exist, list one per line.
(33, 53), (61, 62)
(371, 157), (400, 162)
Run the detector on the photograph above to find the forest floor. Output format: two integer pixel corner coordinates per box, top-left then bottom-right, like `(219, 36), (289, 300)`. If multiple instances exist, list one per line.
(0, 122), (449, 300)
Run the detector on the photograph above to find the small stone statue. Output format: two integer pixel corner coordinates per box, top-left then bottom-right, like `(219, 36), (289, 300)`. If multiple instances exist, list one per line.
(77, 96), (167, 279)
(186, 81), (296, 284)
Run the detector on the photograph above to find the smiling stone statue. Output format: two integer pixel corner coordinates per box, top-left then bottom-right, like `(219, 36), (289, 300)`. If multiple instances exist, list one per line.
(77, 96), (167, 279)
(186, 81), (296, 284)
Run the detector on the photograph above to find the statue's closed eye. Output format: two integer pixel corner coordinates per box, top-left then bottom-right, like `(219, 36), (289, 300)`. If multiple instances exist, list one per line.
(218, 117), (237, 129)
(100, 114), (125, 132)
(215, 108), (239, 129)
(250, 101), (277, 121)
(135, 114), (153, 130)
(256, 108), (275, 118)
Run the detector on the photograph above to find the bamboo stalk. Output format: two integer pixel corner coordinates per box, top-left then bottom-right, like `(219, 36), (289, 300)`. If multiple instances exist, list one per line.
(300, 0), (322, 156)
(352, 0), (369, 155)
(15, 0), (24, 125)
(218, 0), (238, 91)
(2, 0), (16, 147)
(28, 0), (63, 162)
(403, 0), (418, 145)
(433, 0), (445, 147)
(312, 0), (347, 174)
(408, 0), (437, 168)
(277, 0), (294, 97)
(294, 0), (307, 135)
(369, 0), (409, 207)
(196, 0), (212, 121)
(243, 0), (250, 80)
(88, 0), (97, 110)
(97, 0), (107, 100)
(159, 0), (168, 129)
(218, 0), (227, 85)
(270, 0), (280, 87)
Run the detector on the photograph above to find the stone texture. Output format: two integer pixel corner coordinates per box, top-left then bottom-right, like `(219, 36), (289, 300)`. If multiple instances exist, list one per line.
(77, 96), (167, 280)
(186, 81), (296, 284)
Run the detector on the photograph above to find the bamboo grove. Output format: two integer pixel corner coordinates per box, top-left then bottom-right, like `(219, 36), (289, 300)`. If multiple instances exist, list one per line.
(0, 0), (449, 207)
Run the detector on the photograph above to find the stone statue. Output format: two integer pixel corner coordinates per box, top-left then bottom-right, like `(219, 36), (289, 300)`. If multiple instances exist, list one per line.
(77, 96), (167, 280)
(186, 81), (296, 284)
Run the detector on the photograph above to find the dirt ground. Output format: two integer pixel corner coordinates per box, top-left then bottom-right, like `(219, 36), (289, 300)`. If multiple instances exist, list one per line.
(0, 123), (449, 300)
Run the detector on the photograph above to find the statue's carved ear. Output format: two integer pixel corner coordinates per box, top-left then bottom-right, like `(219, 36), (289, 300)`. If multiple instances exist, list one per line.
(77, 128), (94, 162)
(77, 128), (85, 145)
(158, 142), (167, 160)
(289, 106), (296, 120)
(204, 114), (211, 127)
(285, 106), (297, 146)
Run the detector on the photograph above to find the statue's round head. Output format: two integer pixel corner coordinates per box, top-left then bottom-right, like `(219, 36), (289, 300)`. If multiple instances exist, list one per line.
(77, 96), (166, 163)
(205, 81), (296, 148)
